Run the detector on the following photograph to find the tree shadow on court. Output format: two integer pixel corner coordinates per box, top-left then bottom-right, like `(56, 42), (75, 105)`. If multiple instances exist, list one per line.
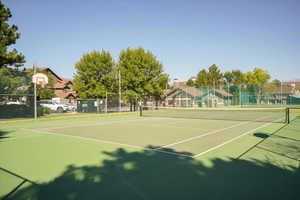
(147, 144), (194, 156)
(5, 148), (299, 200)
(0, 130), (10, 140)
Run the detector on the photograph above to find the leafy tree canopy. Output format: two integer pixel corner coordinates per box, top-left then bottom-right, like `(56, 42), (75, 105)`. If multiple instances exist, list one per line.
(195, 65), (223, 87)
(186, 78), (196, 87)
(0, 67), (28, 94)
(191, 66), (272, 88)
(245, 68), (271, 85)
(207, 64), (223, 86)
(0, 1), (25, 67)
(117, 48), (168, 102)
(73, 50), (114, 98)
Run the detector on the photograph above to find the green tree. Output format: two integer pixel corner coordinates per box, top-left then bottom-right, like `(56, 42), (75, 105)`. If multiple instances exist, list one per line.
(207, 64), (223, 86)
(117, 48), (168, 106)
(223, 71), (233, 85)
(195, 69), (209, 87)
(0, 67), (27, 94)
(195, 65), (223, 87)
(186, 78), (196, 87)
(263, 79), (281, 95)
(245, 68), (271, 85)
(231, 70), (246, 85)
(271, 79), (281, 88)
(73, 50), (114, 98)
(0, 1), (25, 67)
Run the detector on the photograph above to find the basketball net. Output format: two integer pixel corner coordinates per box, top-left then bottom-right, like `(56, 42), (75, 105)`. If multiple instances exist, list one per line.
(32, 73), (48, 87)
(37, 78), (46, 88)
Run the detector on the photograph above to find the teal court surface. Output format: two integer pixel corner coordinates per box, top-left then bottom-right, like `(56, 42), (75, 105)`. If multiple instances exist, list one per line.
(0, 110), (299, 199)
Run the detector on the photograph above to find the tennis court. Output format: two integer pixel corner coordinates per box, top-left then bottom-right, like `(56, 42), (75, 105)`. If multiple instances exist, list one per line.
(24, 107), (288, 158)
(1, 108), (299, 199)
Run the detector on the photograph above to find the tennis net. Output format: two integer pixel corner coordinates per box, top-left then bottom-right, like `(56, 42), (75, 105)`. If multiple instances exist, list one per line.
(140, 106), (288, 123)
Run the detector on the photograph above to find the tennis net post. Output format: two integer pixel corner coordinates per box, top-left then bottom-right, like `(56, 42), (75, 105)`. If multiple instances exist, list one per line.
(286, 107), (300, 124)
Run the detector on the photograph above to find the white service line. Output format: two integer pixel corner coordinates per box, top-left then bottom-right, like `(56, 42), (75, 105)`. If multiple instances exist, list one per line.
(135, 122), (210, 132)
(24, 128), (193, 158)
(192, 117), (284, 158)
(156, 115), (271, 150)
(38, 118), (156, 131)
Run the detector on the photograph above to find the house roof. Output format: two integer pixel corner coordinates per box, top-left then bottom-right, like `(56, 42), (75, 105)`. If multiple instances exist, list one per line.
(53, 78), (73, 89)
(29, 67), (63, 81)
(177, 86), (204, 97)
(164, 86), (203, 98)
(282, 81), (300, 90)
(273, 85), (296, 94)
(173, 82), (187, 87)
(54, 90), (77, 99)
(165, 85), (233, 98)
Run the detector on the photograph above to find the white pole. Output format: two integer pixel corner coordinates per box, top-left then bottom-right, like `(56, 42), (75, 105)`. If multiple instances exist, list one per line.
(186, 86), (188, 107)
(227, 83), (229, 106)
(118, 70), (121, 112)
(280, 80), (283, 106)
(105, 91), (108, 113)
(213, 81), (216, 107)
(33, 64), (37, 120)
(239, 85), (242, 108)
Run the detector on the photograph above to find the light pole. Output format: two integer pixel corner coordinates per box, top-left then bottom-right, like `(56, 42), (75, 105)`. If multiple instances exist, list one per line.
(118, 70), (121, 112)
(33, 64), (37, 120)
(280, 80), (283, 106)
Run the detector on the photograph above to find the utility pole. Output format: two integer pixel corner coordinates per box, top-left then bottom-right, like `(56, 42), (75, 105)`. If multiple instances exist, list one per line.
(33, 64), (37, 120)
(118, 70), (121, 112)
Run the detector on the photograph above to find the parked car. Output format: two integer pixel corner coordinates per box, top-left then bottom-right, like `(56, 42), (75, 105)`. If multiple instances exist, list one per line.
(6, 101), (23, 105)
(39, 100), (69, 113)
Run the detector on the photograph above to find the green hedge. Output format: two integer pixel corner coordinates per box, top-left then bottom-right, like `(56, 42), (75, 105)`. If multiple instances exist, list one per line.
(0, 104), (50, 118)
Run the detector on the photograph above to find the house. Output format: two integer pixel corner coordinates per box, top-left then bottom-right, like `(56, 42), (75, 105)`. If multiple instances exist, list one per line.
(53, 78), (77, 104)
(271, 81), (300, 104)
(162, 84), (232, 107)
(39, 68), (77, 103)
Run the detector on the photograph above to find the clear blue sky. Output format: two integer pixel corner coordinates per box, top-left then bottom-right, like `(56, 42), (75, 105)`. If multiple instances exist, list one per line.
(4, 0), (300, 81)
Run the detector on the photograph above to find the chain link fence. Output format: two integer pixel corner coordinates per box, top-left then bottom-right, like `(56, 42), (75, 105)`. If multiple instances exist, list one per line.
(153, 84), (300, 108)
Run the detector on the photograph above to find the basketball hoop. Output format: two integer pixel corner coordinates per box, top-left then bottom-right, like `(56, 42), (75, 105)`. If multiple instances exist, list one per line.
(32, 73), (48, 88)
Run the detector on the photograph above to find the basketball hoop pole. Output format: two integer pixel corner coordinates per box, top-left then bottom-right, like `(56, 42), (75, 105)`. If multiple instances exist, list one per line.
(33, 64), (37, 120)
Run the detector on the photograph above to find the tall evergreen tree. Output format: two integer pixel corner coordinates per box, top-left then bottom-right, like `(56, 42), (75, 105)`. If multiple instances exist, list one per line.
(195, 69), (209, 87)
(207, 64), (223, 86)
(0, 0), (25, 67)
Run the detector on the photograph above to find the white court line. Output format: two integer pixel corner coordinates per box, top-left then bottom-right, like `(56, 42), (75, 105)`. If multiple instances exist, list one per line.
(135, 122), (210, 132)
(24, 128), (193, 158)
(192, 117), (284, 158)
(38, 118), (157, 131)
(22, 116), (282, 159)
(155, 116), (271, 150)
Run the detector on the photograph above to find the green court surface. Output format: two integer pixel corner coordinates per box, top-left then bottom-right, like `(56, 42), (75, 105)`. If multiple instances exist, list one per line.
(0, 112), (299, 199)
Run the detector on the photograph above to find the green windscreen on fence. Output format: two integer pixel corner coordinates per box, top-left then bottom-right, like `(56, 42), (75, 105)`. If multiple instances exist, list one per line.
(164, 84), (300, 108)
